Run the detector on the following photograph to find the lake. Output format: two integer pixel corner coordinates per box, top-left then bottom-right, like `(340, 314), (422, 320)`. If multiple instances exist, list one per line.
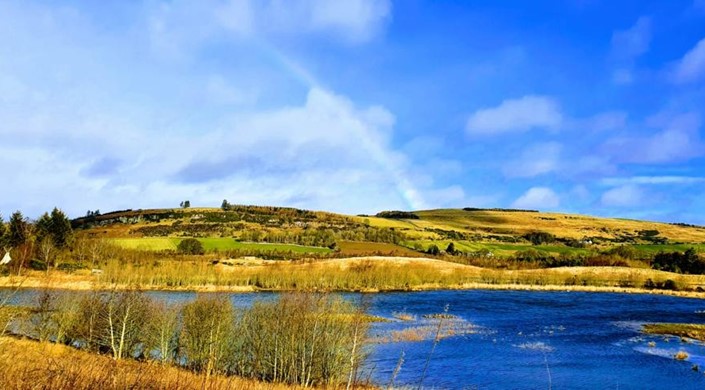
(5, 289), (705, 389)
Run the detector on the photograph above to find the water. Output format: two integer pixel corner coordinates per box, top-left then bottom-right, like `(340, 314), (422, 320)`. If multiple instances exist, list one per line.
(4, 289), (705, 389)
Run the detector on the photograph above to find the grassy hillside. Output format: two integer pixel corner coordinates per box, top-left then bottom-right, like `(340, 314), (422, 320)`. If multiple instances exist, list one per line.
(360, 208), (705, 243)
(73, 206), (705, 260)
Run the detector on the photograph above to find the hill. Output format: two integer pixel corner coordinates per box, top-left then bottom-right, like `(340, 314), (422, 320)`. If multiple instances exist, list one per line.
(71, 206), (705, 259)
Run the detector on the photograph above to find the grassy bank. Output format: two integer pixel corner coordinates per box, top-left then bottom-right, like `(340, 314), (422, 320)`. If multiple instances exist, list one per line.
(0, 337), (304, 390)
(1, 292), (370, 388)
(643, 323), (705, 341)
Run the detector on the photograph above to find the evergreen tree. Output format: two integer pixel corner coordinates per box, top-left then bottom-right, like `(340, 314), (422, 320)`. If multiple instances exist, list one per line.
(50, 207), (72, 248)
(446, 242), (456, 255)
(0, 214), (7, 248)
(35, 212), (53, 243)
(8, 211), (29, 248)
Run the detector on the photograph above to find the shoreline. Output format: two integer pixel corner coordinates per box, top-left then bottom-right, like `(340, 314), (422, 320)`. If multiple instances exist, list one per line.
(2, 275), (704, 299)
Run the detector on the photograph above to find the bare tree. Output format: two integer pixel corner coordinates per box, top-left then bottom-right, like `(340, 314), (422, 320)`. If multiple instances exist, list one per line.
(180, 294), (234, 378)
(145, 300), (182, 364)
(102, 289), (150, 360)
(38, 236), (55, 273)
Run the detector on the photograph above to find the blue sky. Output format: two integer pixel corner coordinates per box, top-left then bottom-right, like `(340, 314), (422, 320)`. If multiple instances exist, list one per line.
(1, 0), (705, 223)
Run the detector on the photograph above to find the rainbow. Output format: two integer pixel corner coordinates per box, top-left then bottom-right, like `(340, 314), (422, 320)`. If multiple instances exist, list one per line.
(256, 41), (426, 211)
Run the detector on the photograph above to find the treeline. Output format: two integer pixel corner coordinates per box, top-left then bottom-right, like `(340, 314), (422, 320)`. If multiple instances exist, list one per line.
(446, 244), (705, 275)
(374, 210), (420, 219)
(670, 222), (705, 229)
(0, 208), (73, 274)
(463, 207), (539, 213)
(248, 226), (407, 247)
(8, 291), (368, 387)
(134, 223), (228, 237)
(133, 225), (407, 248)
(74, 205), (337, 230)
(652, 248), (704, 274)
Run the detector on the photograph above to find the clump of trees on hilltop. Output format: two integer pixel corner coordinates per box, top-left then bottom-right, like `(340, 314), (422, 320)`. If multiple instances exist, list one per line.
(375, 210), (419, 219)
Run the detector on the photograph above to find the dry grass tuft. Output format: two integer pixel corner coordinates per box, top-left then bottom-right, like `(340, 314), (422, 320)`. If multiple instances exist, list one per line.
(675, 350), (689, 360)
(392, 312), (416, 321)
(381, 321), (476, 343)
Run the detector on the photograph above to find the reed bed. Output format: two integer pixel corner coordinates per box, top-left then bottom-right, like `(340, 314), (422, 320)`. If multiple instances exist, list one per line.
(92, 257), (705, 293)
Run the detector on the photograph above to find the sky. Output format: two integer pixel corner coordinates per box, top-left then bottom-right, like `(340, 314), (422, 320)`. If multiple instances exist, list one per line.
(1, 0), (705, 223)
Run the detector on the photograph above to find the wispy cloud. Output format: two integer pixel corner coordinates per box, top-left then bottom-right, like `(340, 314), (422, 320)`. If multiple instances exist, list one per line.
(503, 142), (562, 178)
(610, 16), (651, 85)
(602, 113), (703, 164)
(601, 185), (644, 207)
(466, 95), (562, 135)
(672, 38), (705, 84)
(601, 176), (705, 186)
(511, 187), (560, 209)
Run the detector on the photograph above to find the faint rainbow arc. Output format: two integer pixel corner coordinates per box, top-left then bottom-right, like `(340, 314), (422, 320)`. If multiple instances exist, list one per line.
(255, 42), (426, 211)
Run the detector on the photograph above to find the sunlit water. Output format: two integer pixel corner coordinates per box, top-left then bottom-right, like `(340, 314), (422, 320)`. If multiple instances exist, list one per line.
(5, 289), (705, 389)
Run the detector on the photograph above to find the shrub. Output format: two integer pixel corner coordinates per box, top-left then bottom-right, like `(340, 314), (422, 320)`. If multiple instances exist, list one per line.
(523, 231), (556, 245)
(426, 245), (440, 256)
(663, 279), (680, 291)
(643, 279), (656, 290)
(652, 249), (705, 274)
(177, 238), (205, 255)
(180, 295), (234, 375)
(234, 294), (367, 386)
(28, 259), (47, 271)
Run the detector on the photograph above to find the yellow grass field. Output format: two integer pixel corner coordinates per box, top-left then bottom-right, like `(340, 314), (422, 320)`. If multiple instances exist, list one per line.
(4, 257), (705, 298)
(413, 209), (705, 242)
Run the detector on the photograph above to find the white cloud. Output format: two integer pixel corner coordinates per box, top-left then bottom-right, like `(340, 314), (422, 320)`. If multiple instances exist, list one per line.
(602, 113), (703, 164)
(511, 187), (560, 210)
(611, 17), (651, 60)
(673, 38), (705, 84)
(147, 0), (391, 55)
(205, 74), (258, 105)
(570, 185), (590, 201)
(610, 17), (651, 85)
(601, 185), (643, 207)
(0, 2), (425, 218)
(0, 86), (431, 216)
(305, 0), (392, 43)
(601, 176), (705, 186)
(503, 142), (562, 178)
(585, 111), (628, 132)
(466, 95), (562, 135)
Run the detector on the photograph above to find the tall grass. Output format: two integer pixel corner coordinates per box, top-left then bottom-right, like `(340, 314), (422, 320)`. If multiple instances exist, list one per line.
(93, 257), (705, 292)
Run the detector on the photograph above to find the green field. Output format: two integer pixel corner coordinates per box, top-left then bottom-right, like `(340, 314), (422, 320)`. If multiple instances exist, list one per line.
(111, 238), (332, 254)
(412, 240), (592, 256)
(632, 244), (705, 255)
